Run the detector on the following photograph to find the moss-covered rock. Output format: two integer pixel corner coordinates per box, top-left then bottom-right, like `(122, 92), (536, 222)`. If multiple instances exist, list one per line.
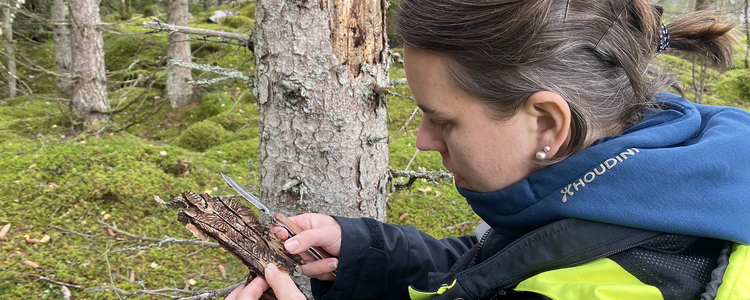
(714, 69), (750, 104)
(175, 120), (231, 151)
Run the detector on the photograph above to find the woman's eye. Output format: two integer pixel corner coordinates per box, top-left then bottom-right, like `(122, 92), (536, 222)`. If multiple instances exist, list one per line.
(429, 118), (448, 129)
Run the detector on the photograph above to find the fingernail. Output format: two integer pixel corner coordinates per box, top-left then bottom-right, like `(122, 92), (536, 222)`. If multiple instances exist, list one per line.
(328, 260), (338, 270)
(266, 263), (279, 272)
(285, 239), (299, 252)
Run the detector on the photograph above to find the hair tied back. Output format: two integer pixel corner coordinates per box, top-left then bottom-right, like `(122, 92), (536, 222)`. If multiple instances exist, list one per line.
(657, 23), (670, 53)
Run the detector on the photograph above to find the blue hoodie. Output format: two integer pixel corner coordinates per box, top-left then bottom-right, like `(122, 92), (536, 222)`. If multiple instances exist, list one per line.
(458, 93), (750, 245)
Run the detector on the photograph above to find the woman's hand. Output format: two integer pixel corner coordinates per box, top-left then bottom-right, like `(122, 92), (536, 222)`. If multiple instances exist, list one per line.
(270, 213), (341, 281)
(225, 264), (305, 300)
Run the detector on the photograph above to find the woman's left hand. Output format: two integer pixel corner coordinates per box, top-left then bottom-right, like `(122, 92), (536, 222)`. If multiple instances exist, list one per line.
(225, 264), (306, 300)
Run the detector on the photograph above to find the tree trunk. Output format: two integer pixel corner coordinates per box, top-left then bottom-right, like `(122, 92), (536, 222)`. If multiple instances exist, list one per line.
(203, 0), (218, 11)
(52, 0), (73, 95)
(745, 0), (749, 68)
(69, 0), (110, 126)
(695, 0), (713, 10)
(167, 0), (193, 108)
(3, 2), (15, 98)
(253, 0), (389, 219)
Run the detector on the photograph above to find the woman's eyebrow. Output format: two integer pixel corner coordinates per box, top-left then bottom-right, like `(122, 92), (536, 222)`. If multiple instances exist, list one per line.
(418, 104), (442, 116)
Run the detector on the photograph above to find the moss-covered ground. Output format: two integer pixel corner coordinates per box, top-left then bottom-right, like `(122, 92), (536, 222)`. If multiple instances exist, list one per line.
(1, 3), (749, 299)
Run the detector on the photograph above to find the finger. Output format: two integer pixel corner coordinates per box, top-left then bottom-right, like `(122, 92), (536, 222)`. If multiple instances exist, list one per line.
(237, 276), (270, 300)
(265, 264), (306, 300)
(225, 283), (245, 300)
(270, 226), (289, 240)
(284, 229), (341, 256)
(300, 257), (338, 279)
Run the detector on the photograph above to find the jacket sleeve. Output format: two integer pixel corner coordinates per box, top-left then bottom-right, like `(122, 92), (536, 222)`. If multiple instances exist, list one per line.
(312, 216), (478, 300)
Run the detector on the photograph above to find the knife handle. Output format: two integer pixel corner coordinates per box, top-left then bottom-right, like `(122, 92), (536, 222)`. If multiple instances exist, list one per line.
(274, 213), (335, 260)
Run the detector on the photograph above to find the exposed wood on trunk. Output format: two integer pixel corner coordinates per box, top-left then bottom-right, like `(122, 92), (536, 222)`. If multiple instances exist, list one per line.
(69, 0), (110, 126)
(52, 0), (73, 94)
(167, 0), (193, 108)
(324, 0), (387, 76)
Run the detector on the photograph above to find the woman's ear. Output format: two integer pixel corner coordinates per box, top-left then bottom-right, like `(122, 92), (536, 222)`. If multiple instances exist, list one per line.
(520, 91), (572, 159)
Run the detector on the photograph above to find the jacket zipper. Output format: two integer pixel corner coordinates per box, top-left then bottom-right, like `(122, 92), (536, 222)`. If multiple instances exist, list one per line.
(472, 227), (493, 267)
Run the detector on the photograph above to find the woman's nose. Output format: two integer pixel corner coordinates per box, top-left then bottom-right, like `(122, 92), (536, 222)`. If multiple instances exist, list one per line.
(415, 117), (447, 152)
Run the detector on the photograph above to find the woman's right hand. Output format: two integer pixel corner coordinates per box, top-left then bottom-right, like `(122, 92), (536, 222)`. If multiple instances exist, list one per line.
(270, 213), (341, 281)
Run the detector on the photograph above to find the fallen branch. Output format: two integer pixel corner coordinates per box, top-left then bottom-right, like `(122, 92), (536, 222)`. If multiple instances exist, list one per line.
(388, 106), (420, 144)
(143, 17), (252, 49)
(18, 272), (82, 289)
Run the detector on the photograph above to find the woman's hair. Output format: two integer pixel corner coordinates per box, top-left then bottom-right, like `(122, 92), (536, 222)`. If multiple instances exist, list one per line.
(396, 0), (737, 162)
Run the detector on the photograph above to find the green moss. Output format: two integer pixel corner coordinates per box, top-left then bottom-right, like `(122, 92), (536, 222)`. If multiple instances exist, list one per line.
(714, 69), (750, 104)
(175, 120), (231, 152)
(224, 15), (254, 31)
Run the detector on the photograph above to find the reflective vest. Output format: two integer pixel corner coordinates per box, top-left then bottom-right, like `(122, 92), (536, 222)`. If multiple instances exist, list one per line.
(407, 219), (750, 300)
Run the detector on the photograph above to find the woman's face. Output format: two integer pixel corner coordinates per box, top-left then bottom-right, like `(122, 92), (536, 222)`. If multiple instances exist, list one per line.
(404, 47), (539, 192)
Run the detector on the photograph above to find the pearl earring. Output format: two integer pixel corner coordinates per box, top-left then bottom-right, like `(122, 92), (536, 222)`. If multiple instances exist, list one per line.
(536, 146), (551, 160)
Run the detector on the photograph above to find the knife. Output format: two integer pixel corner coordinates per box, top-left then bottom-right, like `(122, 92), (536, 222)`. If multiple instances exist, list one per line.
(220, 173), (337, 276)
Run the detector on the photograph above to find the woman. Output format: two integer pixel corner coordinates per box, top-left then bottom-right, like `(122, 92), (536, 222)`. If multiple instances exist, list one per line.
(228, 0), (750, 299)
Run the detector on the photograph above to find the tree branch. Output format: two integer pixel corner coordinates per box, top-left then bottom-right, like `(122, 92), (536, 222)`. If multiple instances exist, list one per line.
(143, 17), (252, 49)
(97, 220), (220, 249)
(170, 60), (252, 82)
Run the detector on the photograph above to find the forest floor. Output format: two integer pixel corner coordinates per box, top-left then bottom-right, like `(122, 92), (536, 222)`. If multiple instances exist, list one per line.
(1, 2), (749, 299)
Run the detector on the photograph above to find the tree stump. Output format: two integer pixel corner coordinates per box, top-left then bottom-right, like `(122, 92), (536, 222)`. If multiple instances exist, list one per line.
(159, 191), (304, 300)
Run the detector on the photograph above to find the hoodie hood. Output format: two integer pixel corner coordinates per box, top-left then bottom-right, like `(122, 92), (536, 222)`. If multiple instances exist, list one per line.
(458, 93), (750, 244)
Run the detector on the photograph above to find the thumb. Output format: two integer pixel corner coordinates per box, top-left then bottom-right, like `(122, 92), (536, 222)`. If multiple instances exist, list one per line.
(264, 264), (305, 300)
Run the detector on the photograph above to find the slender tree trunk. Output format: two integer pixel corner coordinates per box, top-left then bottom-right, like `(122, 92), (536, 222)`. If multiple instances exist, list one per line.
(69, 0), (110, 126)
(3, 2), (15, 98)
(52, 0), (73, 94)
(745, 0), (749, 68)
(254, 0), (389, 218)
(167, 0), (193, 108)
(695, 0), (713, 10)
(203, 0), (217, 11)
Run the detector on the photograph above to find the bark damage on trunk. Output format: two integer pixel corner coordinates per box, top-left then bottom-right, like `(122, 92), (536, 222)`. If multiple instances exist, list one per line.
(254, 0), (389, 220)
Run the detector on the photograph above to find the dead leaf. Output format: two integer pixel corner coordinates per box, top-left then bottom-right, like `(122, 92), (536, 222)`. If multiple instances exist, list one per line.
(61, 285), (71, 300)
(28, 163), (37, 169)
(26, 238), (41, 244)
(398, 213), (409, 221)
(103, 213), (111, 220)
(107, 228), (116, 237)
(217, 264), (226, 278)
(39, 235), (50, 243)
(187, 278), (197, 286)
(150, 262), (159, 269)
(0, 224), (10, 238)
(22, 260), (39, 269)
(417, 186), (432, 195)
(129, 270), (135, 283)
(6, 141), (11, 146)
(460, 224), (469, 233)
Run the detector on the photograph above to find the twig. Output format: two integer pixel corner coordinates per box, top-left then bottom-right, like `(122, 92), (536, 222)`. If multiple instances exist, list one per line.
(143, 18), (252, 48)
(83, 282), (242, 299)
(18, 272), (82, 289)
(443, 221), (480, 231)
(404, 149), (420, 171)
(49, 225), (97, 240)
(388, 106), (420, 144)
(389, 168), (454, 182)
(225, 90), (249, 118)
(97, 220), (220, 249)
(103, 241), (124, 300)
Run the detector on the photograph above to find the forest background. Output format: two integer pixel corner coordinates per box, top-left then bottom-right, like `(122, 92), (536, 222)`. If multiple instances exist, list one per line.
(1, 0), (749, 299)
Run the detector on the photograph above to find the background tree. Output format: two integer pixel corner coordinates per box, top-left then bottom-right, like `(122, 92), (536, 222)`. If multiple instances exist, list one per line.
(695, 0), (714, 10)
(3, 0), (16, 98)
(69, 0), (109, 126)
(52, 0), (72, 94)
(166, 0), (192, 108)
(253, 0), (390, 221)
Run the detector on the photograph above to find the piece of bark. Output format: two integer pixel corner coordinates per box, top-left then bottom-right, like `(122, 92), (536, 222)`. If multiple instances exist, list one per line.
(162, 191), (304, 300)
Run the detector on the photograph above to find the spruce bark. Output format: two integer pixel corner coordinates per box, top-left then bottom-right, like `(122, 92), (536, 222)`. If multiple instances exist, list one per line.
(167, 0), (193, 108)
(69, 0), (110, 126)
(52, 0), (73, 94)
(3, 2), (15, 98)
(253, 0), (390, 221)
